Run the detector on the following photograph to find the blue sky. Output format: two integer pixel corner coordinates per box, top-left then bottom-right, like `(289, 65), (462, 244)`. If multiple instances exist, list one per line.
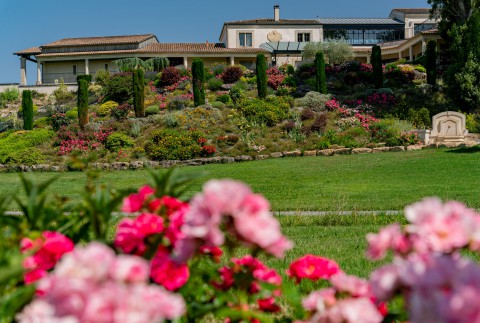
(0, 0), (429, 84)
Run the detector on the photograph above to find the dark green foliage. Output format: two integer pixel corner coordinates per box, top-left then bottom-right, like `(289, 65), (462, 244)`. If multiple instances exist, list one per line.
(111, 103), (132, 121)
(192, 58), (206, 107)
(371, 45), (383, 89)
(426, 41), (437, 85)
(76, 74), (92, 83)
(133, 69), (145, 117)
(315, 52), (327, 94)
(21, 90), (33, 130)
(103, 72), (133, 103)
(77, 79), (89, 129)
(256, 54), (267, 99)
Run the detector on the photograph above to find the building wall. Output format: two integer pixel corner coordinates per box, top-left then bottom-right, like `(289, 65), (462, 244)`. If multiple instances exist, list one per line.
(225, 25), (323, 48)
(42, 60), (85, 83)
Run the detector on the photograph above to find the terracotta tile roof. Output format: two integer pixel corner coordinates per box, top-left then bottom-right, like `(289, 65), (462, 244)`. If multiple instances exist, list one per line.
(35, 43), (269, 58)
(14, 47), (42, 55)
(392, 8), (431, 14)
(141, 43), (269, 54)
(41, 34), (157, 48)
(224, 18), (320, 25)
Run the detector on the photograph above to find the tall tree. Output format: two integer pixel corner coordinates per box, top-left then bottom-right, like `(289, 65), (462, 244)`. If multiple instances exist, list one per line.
(428, 0), (479, 36)
(77, 79), (89, 129)
(133, 69), (145, 117)
(315, 52), (327, 94)
(192, 58), (205, 107)
(22, 90), (33, 130)
(371, 45), (383, 89)
(426, 41), (437, 85)
(256, 54), (267, 99)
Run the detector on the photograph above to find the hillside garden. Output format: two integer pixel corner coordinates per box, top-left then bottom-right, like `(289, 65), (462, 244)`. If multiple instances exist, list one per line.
(3, 38), (480, 322)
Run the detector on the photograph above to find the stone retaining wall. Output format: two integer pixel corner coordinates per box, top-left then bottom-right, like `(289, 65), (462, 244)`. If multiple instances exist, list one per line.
(0, 144), (455, 173)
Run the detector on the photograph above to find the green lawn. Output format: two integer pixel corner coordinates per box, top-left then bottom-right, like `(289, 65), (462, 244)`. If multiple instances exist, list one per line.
(2, 147), (480, 211)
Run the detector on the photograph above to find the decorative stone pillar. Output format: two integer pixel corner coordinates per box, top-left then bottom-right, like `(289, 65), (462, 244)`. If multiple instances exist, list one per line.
(183, 57), (188, 68)
(409, 46), (414, 61)
(20, 57), (27, 86)
(85, 58), (90, 75)
(366, 55), (371, 64)
(36, 61), (42, 85)
(398, 51), (402, 60)
(229, 56), (235, 66)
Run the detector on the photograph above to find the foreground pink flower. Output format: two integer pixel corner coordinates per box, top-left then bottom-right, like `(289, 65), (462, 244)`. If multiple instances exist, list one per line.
(287, 255), (341, 283)
(114, 213), (164, 255)
(366, 224), (408, 260)
(121, 185), (155, 213)
(150, 247), (189, 291)
(18, 242), (185, 323)
(21, 231), (74, 284)
(176, 180), (292, 261)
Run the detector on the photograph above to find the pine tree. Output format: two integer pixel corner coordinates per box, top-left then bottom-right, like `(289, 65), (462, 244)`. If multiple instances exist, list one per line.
(256, 54), (267, 99)
(315, 52), (327, 94)
(371, 45), (383, 89)
(22, 90), (33, 130)
(133, 69), (145, 117)
(192, 58), (206, 106)
(426, 41), (437, 86)
(77, 79), (89, 129)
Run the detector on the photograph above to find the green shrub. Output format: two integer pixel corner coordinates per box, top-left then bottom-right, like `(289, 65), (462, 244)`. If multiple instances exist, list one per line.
(5, 148), (45, 165)
(0, 87), (19, 102)
(216, 94), (231, 104)
(210, 63), (226, 76)
(144, 129), (205, 160)
(77, 79), (89, 129)
(163, 113), (178, 128)
(145, 105), (160, 116)
(133, 69), (145, 117)
(256, 54), (267, 99)
(97, 101), (119, 116)
(207, 78), (224, 91)
(33, 117), (50, 129)
(238, 96), (290, 126)
(192, 58), (206, 107)
(0, 129), (54, 164)
(315, 52), (327, 94)
(53, 80), (75, 104)
(229, 86), (245, 105)
(295, 91), (331, 112)
(22, 90), (34, 130)
(414, 65), (427, 73)
(105, 132), (135, 151)
(95, 70), (110, 87)
(466, 113), (480, 133)
(103, 72), (133, 103)
(66, 108), (78, 119)
(211, 101), (225, 109)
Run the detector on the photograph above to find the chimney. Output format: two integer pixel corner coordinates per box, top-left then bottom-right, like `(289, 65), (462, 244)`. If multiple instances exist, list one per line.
(274, 5), (280, 22)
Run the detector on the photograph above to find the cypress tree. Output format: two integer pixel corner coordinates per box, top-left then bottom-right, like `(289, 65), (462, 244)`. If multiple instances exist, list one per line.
(371, 45), (383, 89)
(22, 90), (33, 130)
(76, 74), (92, 83)
(315, 52), (327, 94)
(256, 54), (267, 99)
(77, 79), (89, 129)
(426, 41), (437, 86)
(192, 58), (205, 106)
(133, 69), (145, 117)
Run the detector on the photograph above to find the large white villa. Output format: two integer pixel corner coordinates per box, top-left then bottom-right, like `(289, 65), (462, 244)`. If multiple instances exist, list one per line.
(14, 6), (442, 86)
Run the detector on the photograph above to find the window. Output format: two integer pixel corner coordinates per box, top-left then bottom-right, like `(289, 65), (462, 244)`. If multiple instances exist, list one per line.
(414, 23), (437, 35)
(73, 65), (77, 75)
(324, 27), (404, 45)
(297, 33), (311, 42)
(239, 33), (252, 47)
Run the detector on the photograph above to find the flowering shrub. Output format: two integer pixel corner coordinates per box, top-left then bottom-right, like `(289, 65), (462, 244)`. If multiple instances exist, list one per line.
(50, 113), (69, 131)
(111, 103), (132, 121)
(55, 124), (113, 155)
(5, 170), (480, 322)
(158, 67), (181, 87)
(266, 67), (285, 90)
(200, 145), (216, 157)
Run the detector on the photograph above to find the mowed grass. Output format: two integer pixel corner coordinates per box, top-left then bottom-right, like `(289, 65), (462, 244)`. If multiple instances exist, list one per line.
(1, 148), (480, 211)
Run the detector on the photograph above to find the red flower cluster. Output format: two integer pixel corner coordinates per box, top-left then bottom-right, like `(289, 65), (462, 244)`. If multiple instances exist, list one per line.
(266, 67), (285, 90)
(214, 255), (282, 313)
(287, 254), (341, 283)
(200, 145), (216, 157)
(21, 232), (74, 284)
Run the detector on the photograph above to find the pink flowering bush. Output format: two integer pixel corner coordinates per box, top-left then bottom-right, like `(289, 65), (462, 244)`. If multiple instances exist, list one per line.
(5, 170), (480, 322)
(266, 67), (285, 90)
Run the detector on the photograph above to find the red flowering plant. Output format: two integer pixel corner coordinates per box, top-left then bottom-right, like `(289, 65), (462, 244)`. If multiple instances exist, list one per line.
(6, 169), (480, 322)
(266, 67), (285, 90)
(55, 124), (113, 156)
